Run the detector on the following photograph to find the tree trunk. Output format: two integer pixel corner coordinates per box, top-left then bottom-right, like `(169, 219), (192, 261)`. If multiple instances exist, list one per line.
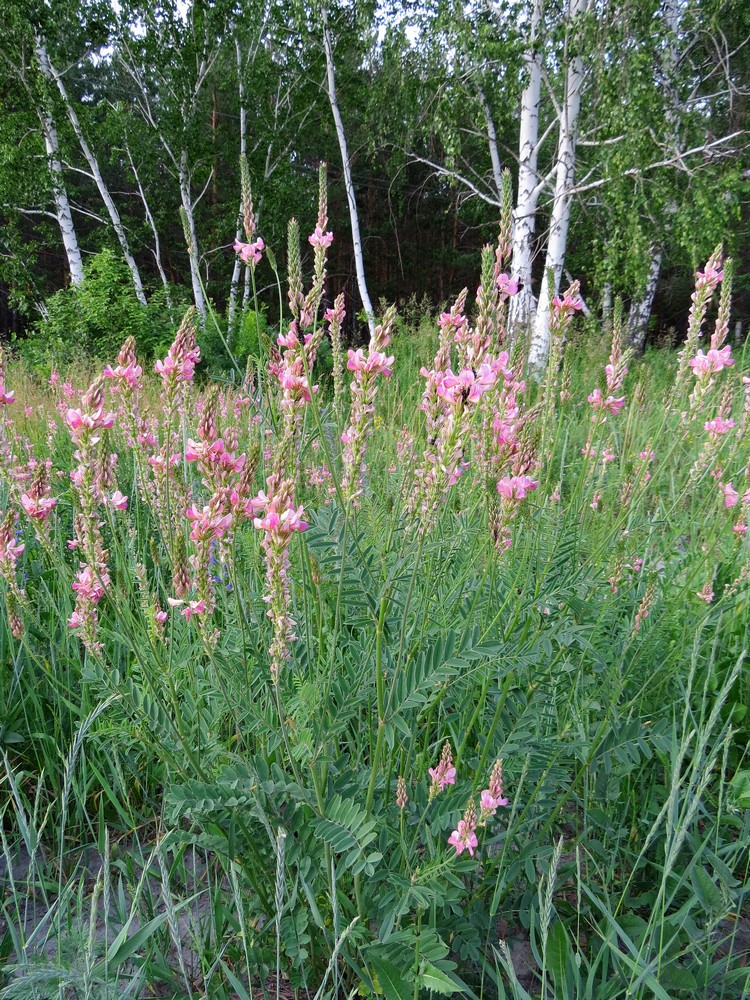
(602, 280), (613, 331)
(478, 85), (503, 200)
(126, 141), (173, 309)
(179, 149), (207, 323)
(509, 0), (543, 336)
(529, 0), (588, 371)
(35, 37), (147, 305)
(322, 5), (375, 335)
(228, 36), (247, 342)
(627, 246), (662, 352)
(38, 107), (84, 286)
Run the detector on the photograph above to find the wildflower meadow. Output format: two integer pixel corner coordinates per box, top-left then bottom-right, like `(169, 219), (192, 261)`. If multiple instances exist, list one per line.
(1, 166), (749, 999)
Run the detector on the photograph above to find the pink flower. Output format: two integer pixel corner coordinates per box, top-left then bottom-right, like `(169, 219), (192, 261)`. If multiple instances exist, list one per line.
(49, 369), (60, 387)
(497, 475), (538, 500)
(696, 584), (714, 603)
(496, 273), (520, 297)
(167, 597), (207, 621)
(428, 761), (456, 792)
(479, 759), (509, 822)
(68, 611), (83, 629)
(253, 504), (308, 536)
(689, 346), (734, 375)
(277, 328), (299, 350)
(0, 383), (14, 405)
(704, 416), (735, 436)
(448, 818), (479, 857)
(21, 494), (57, 520)
(346, 348), (394, 378)
(552, 292), (583, 312)
(0, 537), (24, 563)
(182, 599), (206, 621)
(65, 406), (115, 438)
(588, 388), (625, 415)
(106, 491), (128, 510)
(234, 237), (264, 265)
(308, 226), (333, 248)
(186, 504), (233, 542)
(696, 265), (723, 285)
(605, 362), (628, 386)
(720, 482), (739, 508)
(155, 610), (168, 625)
(72, 565), (108, 603)
(428, 741), (457, 797)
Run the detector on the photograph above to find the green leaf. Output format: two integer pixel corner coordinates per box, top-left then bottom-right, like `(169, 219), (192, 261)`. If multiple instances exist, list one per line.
(370, 956), (412, 1000)
(690, 866), (723, 913)
(546, 919), (571, 991)
(420, 962), (464, 995)
(729, 769), (750, 809)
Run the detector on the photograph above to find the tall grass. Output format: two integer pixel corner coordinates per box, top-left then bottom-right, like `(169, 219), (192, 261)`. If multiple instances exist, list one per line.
(0, 217), (748, 998)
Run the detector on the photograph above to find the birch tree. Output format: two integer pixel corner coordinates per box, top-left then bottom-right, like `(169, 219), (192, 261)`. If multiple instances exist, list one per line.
(33, 34), (147, 304)
(0, 14), (85, 286)
(528, 0), (589, 369)
(321, 2), (376, 334)
(115, 0), (232, 322)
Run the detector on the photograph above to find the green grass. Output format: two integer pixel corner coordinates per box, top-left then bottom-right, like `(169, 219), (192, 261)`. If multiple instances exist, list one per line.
(0, 284), (748, 999)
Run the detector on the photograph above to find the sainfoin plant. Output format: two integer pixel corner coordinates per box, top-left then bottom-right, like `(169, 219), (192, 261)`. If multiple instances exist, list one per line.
(0, 175), (749, 999)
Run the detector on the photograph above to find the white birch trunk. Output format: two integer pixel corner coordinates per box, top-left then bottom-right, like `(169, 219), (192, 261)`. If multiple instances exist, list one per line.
(627, 246), (662, 352)
(509, 0), (543, 336)
(477, 85), (503, 199)
(126, 142), (172, 308)
(227, 36), (247, 341)
(602, 280), (613, 330)
(529, 0), (588, 370)
(38, 107), (84, 286)
(34, 38), (147, 305)
(322, 5), (375, 335)
(179, 149), (207, 323)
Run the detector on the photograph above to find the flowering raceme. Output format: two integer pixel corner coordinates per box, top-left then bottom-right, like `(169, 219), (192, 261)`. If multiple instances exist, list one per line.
(588, 388), (625, 416)
(341, 307), (396, 501)
(497, 475), (539, 500)
(428, 741), (456, 799)
(234, 237), (264, 265)
(448, 804), (479, 857)
(251, 475), (308, 681)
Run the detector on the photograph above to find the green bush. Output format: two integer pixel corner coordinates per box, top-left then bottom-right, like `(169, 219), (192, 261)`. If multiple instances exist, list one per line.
(17, 249), (187, 369)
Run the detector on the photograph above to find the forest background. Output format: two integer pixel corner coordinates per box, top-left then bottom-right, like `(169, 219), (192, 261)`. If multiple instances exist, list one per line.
(1, 0), (749, 366)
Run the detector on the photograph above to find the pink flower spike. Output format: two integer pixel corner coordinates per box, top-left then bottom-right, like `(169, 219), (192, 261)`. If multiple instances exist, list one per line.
(496, 273), (520, 297)
(0, 383), (14, 405)
(308, 226), (333, 249)
(448, 819), (479, 857)
(234, 237), (264, 265)
(21, 494), (57, 520)
(720, 483), (739, 508)
(108, 491), (128, 510)
(704, 416), (734, 436)
(182, 599), (207, 621)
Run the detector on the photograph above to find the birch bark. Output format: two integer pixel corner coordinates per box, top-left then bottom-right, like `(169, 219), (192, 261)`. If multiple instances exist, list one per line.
(34, 37), (147, 304)
(627, 246), (662, 351)
(509, 0), (543, 336)
(529, 0), (588, 370)
(38, 107), (84, 286)
(322, 4), (375, 335)
(227, 35), (247, 341)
